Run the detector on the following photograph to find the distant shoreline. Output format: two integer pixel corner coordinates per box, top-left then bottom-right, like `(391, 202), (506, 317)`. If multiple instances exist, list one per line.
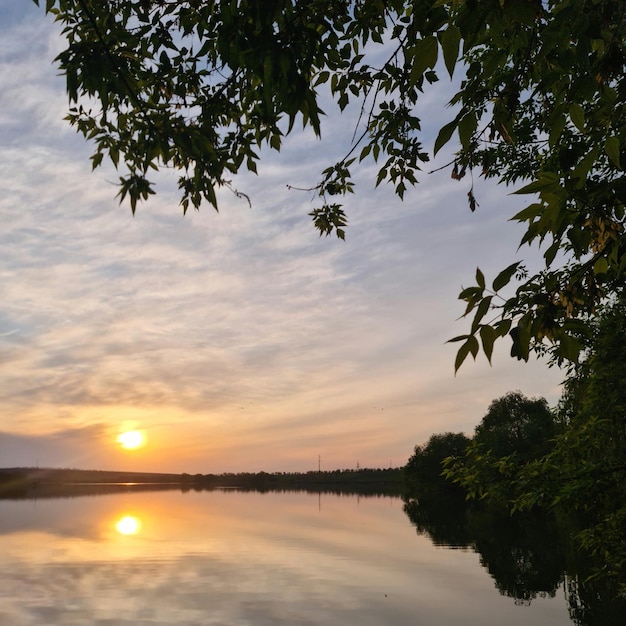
(0, 466), (406, 499)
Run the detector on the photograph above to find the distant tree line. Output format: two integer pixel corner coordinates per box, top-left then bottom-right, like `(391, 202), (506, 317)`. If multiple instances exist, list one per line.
(0, 467), (405, 499)
(183, 467), (404, 495)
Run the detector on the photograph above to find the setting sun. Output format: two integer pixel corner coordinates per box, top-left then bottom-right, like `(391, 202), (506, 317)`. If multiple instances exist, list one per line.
(117, 430), (146, 450)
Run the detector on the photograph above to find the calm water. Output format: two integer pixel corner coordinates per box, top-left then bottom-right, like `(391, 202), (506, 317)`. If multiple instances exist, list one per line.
(0, 488), (601, 625)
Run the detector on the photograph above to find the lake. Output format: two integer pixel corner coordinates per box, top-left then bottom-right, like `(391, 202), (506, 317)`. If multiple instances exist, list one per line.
(0, 487), (619, 625)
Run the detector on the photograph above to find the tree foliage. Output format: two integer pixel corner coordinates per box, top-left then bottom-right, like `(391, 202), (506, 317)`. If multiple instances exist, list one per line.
(442, 391), (558, 503)
(529, 300), (626, 590)
(405, 431), (469, 497)
(33, 0), (626, 364)
(446, 303), (626, 593)
(473, 391), (557, 460)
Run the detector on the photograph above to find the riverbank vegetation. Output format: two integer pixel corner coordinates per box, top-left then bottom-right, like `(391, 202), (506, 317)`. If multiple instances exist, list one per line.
(405, 301), (626, 603)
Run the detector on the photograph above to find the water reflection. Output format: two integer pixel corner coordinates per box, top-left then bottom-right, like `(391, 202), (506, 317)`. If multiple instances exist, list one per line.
(403, 493), (626, 625)
(115, 515), (142, 536)
(470, 506), (564, 605)
(0, 488), (621, 625)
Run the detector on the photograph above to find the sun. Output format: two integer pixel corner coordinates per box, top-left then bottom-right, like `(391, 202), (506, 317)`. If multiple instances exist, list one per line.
(117, 430), (146, 450)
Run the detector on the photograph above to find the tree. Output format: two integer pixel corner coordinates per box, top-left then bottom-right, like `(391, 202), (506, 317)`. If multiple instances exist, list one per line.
(505, 300), (626, 513)
(474, 391), (557, 461)
(405, 431), (469, 497)
(443, 391), (557, 504)
(446, 304), (626, 593)
(34, 0), (626, 364)
(520, 299), (626, 591)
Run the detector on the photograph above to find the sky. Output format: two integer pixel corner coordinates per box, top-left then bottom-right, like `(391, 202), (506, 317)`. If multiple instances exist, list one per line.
(0, 2), (565, 474)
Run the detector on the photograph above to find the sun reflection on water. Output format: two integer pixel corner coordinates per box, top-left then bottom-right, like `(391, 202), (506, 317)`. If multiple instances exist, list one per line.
(115, 515), (142, 536)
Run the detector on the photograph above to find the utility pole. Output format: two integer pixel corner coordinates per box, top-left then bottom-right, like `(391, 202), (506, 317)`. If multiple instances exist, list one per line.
(318, 454), (321, 473)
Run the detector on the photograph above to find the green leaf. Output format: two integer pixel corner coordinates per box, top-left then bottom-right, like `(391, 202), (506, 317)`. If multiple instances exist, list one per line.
(511, 203), (543, 222)
(509, 320), (531, 361)
(459, 285), (481, 301)
(548, 114), (567, 148)
(495, 318), (512, 338)
(513, 172), (561, 195)
(492, 262), (520, 291)
(458, 111), (477, 149)
(359, 144), (372, 161)
(263, 55), (273, 108)
(571, 147), (600, 188)
(90, 152), (104, 170)
(314, 70), (330, 86)
(409, 36), (438, 88)
(475, 267), (485, 289)
(471, 296), (493, 333)
(246, 157), (257, 174)
(372, 143), (380, 162)
(557, 334), (582, 362)
(543, 241), (560, 266)
(605, 136), (621, 169)
(593, 256), (608, 275)
(434, 119), (458, 156)
(440, 26), (460, 78)
(454, 335), (479, 373)
(270, 133), (281, 151)
(479, 325), (497, 364)
(467, 334), (479, 358)
(447, 334), (469, 344)
(569, 103), (585, 133)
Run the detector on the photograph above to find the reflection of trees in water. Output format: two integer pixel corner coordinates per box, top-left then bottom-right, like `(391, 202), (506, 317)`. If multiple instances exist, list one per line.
(403, 495), (626, 625)
(403, 495), (562, 601)
(468, 505), (563, 604)
(564, 574), (626, 626)
(403, 494), (473, 549)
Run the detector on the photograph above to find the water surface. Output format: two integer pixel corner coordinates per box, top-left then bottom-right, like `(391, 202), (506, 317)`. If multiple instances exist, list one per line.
(0, 489), (584, 625)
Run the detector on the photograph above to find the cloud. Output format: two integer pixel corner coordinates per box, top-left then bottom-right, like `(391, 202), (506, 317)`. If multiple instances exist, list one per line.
(0, 2), (564, 473)
(0, 424), (109, 469)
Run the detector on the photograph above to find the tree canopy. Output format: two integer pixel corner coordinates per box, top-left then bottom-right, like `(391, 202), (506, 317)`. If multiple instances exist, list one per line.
(405, 431), (469, 497)
(444, 303), (626, 592)
(473, 391), (556, 460)
(442, 391), (558, 503)
(34, 0), (626, 366)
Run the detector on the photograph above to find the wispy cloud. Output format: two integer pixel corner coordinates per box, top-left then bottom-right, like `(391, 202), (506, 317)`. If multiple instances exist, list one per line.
(0, 2), (564, 473)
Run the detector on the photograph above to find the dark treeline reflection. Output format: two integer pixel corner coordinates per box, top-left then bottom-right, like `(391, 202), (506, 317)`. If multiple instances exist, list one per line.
(403, 493), (626, 626)
(0, 483), (401, 501)
(0, 481), (184, 500)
